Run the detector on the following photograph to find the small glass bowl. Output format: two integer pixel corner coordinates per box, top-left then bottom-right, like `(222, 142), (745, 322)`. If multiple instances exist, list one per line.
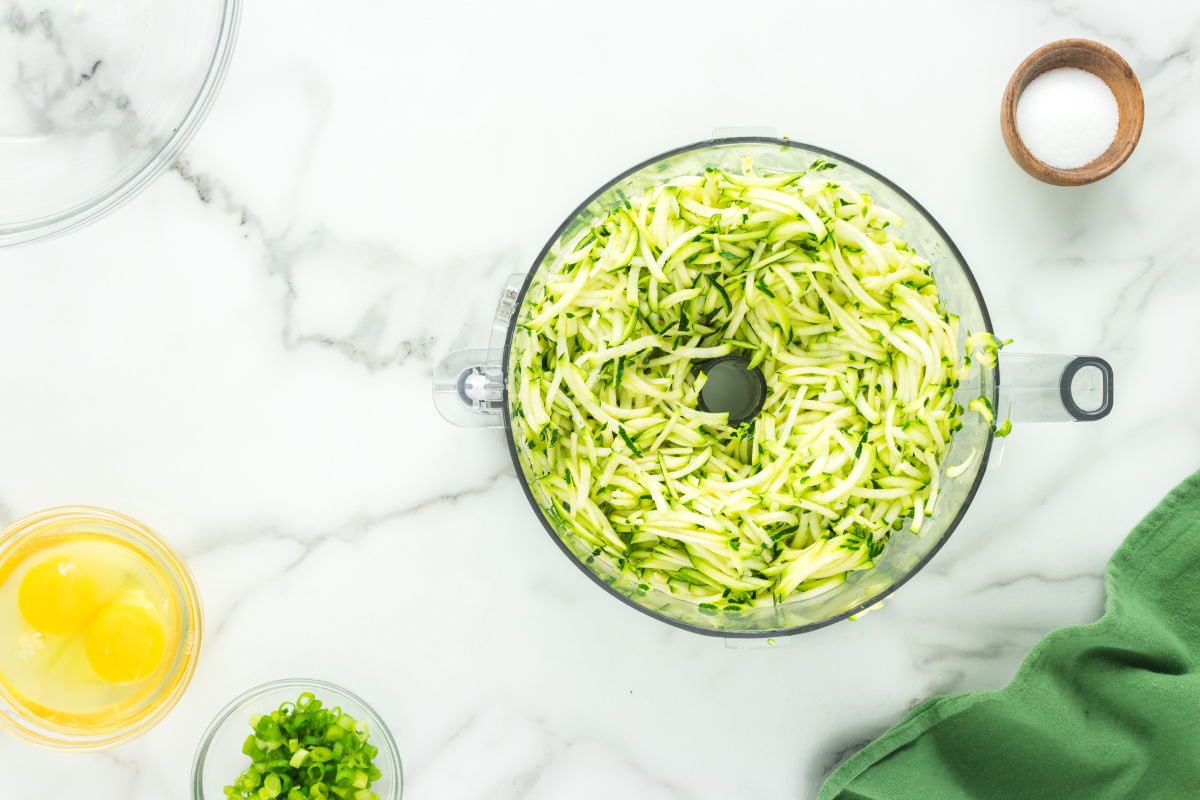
(193, 679), (403, 800)
(0, 506), (202, 749)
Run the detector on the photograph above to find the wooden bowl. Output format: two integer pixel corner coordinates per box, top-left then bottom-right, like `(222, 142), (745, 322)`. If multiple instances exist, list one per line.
(1001, 39), (1144, 186)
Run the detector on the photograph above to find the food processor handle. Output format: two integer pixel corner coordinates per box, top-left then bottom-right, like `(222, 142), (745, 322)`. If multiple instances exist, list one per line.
(432, 274), (527, 428)
(998, 352), (1114, 423)
(433, 349), (506, 427)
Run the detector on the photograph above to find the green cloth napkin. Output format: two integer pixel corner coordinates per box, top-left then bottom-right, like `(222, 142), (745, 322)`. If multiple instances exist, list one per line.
(818, 469), (1200, 800)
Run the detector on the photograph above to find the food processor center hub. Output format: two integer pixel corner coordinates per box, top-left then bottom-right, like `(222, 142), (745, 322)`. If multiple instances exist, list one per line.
(697, 355), (767, 426)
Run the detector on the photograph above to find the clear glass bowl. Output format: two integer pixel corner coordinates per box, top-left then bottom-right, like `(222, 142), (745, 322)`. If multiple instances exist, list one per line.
(193, 679), (403, 800)
(0, 506), (202, 749)
(0, 0), (241, 247)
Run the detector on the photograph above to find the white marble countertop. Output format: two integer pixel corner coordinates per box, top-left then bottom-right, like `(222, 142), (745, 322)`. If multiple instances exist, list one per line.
(3, 0), (1199, 797)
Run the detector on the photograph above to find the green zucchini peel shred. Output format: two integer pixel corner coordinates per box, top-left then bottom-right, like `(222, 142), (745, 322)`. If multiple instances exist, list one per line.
(511, 160), (1007, 609)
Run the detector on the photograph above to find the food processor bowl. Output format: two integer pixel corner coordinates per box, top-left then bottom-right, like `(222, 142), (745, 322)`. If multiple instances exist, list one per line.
(436, 137), (1112, 637)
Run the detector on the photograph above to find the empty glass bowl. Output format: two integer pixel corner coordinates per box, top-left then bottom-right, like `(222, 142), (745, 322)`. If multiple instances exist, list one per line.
(193, 678), (403, 800)
(0, 0), (241, 247)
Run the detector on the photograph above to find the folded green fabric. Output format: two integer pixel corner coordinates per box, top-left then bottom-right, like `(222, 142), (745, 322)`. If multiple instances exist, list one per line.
(818, 469), (1200, 800)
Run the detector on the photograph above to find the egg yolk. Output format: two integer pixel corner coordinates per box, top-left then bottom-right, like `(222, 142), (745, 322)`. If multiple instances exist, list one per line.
(17, 557), (100, 635)
(84, 595), (167, 684)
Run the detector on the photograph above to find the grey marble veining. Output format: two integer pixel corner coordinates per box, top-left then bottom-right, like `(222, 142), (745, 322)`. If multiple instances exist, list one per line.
(2, 0), (1199, 798)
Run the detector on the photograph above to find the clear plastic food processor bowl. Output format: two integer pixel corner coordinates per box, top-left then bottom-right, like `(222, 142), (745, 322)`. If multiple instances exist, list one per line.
(435, 137), (1113, 638)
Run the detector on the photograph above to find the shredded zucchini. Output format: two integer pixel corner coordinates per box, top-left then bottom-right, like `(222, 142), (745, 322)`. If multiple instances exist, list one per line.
(511, 158), (1004, 609)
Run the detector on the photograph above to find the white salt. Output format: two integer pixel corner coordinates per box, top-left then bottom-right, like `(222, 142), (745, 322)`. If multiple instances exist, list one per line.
(1016, 67), (1119, 169)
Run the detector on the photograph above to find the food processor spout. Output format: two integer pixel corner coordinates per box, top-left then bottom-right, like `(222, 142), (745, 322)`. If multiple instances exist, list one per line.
(998, 353), (1114, 423)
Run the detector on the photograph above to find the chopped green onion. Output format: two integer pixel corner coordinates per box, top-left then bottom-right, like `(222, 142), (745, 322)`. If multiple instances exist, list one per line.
(224, 692), (384, 800)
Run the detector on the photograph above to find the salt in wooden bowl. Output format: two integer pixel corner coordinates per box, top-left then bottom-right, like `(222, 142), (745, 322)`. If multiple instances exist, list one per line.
(1001, 38), (1144, 186)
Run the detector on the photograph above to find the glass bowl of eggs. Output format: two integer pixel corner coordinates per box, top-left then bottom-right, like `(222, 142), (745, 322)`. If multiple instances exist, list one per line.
(0, 506), (201, 749)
